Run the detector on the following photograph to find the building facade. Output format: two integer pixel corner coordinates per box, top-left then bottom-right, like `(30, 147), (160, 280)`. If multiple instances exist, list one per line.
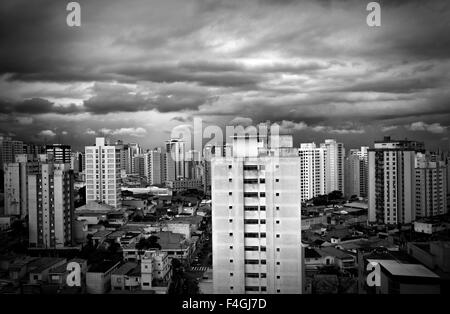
(298, 143), (326, 202)
(85, 138), (122, 208)
(28, 156), (74, 248)
(211, 134), (303, 294)
(320, 139), (345, 194)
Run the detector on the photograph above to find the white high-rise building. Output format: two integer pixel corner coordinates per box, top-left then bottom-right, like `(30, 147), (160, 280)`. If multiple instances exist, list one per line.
(143, 149), (162, 185)
(85, 137), (122, 208)
(320, 139), (345, 194)
(28, 155), (74, 248)
(298, 143), (326, 202)
(211, 133), (303, 294)
(368, 137), (420, 224)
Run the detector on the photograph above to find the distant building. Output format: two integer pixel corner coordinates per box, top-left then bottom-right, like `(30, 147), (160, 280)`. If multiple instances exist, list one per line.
(143, 149), (162, 185)
(28, 155), (75, 248)
(298, 143), (326, 202)
(84, 137), (122, 208)
(46, 144), (72, 164)
(368, 137), (419, 224)
(344, 147), (368, 198)
(165, 178), (203, 192)
(415, 155), (447, 218)
(320, 139), (345, 194)
(1, 138), (24, 166)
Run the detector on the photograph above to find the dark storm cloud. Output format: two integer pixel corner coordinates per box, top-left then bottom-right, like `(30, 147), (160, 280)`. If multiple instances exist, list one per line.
(0, 0), (449, 150)
(0, 98), (82, 115)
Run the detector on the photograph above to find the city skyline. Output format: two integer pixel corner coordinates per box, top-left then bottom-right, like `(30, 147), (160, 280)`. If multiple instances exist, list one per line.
(1, 0), (450, 152)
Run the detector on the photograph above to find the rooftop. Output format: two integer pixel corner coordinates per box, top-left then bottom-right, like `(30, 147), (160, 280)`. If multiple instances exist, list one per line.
(112, 262), (140, 276)
(88, 260), (120, 273)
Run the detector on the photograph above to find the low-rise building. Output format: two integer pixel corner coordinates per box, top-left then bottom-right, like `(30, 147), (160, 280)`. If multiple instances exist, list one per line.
(86, 261), (121, 294)
(111, 262), (141, 292)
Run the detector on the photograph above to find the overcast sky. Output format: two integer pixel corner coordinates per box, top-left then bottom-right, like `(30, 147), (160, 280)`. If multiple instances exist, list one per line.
(1, 0), (449, 151)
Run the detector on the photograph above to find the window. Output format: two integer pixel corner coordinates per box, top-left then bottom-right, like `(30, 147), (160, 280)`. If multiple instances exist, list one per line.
(276, 179), (279, 182)
(229, 232), (233, 236)
(230, 273), (234, 277)
(230, 260), (233, 263)
(276, 234), (280, 238)
(260, 192), (266, 197)
(261, 287), (267, 292)
(276, 248), (280, 252)
(229, 206), (233, 209)
(229, 219), (233, 223)
(229, 192), (232, 196)
(230, 246), (233, 249)
(276, 193), (280, 196)
(276, 220), (280, 224)
(229, 178), (232, 182)
(228, 165), (232, 169)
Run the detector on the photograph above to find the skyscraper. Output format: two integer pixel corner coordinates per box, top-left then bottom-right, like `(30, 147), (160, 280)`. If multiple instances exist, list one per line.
(344, 147), (369, 198)
(320, 139), (345, 194)
(143, 149), (162, 185)
(1, 138), (24, 166)
(415, 154), (447, 218)
(3, 154), (38, 218)
(165, 138), (186, 179)
(85, 137), (122, 208)
(46, 144), (72, 164)
(28, 155), (74, 248)
(211, 133), (303, 294)
(368, 137), (421, 224)
(298, 143), (326, 202)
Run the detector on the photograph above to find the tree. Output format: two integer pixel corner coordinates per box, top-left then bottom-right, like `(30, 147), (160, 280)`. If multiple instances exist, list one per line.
(328, 190), (343, 200)
(135, 235), (162, 251)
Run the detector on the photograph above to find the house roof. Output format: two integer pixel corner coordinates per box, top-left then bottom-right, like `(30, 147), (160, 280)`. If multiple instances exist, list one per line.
(370, 260), (439, 278)
(112, 262), (140, 276)
(305, 248), (322, 259)
(318, 247), (354, 259)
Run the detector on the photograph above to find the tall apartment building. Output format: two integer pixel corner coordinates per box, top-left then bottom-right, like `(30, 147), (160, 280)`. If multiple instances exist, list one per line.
(211, 133), (303, 294)
(28, 156), (74, 248)
(46, 144), (72, 164)
(203, 144), (232, 196)
(320, 139), (345, 194)
(132, 155), (146, 177)
(70, 152), (84, 174)
(3, 154), (39, 218)
(344, 147), (369, 198)
(1, 138), (24, 165)
(415, 155), (447, 218)
(447, 156), (450, 213)
(161, 152), (176, 183)
(368, 137), (421, 224)
(165, 138), (186, 179)
(298, 143), (326, 202)
(143, 149), (162, 185)
(85, 138), (122, 208)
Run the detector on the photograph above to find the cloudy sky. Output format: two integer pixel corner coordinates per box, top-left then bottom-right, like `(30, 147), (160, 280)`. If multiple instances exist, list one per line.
(1, 0), (449, 151)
